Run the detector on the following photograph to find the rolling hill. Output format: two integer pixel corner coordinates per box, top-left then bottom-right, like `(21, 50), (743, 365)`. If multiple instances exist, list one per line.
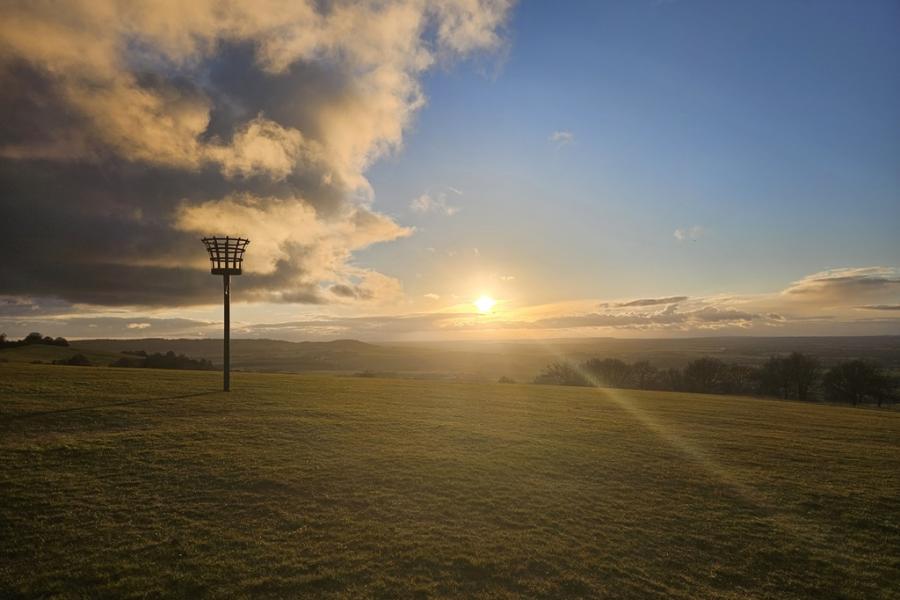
(73, 335), (900, 378)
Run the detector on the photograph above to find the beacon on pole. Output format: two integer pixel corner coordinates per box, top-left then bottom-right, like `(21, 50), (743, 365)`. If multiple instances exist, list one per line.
(202, 236), (250, 392)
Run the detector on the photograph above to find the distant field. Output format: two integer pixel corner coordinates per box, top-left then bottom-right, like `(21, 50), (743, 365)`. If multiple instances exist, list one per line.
(2, 363), (898, 598)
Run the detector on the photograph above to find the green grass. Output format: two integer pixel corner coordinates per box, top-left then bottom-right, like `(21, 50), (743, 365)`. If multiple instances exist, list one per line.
(1, 363), (898, 599)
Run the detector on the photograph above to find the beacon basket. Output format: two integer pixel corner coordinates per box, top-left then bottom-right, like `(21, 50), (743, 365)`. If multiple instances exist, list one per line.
(202, 236), (250, 275)
(201, 236), (250, 392)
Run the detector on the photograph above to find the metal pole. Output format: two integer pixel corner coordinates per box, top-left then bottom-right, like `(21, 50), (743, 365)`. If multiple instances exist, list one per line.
(223, 273), (230, 392)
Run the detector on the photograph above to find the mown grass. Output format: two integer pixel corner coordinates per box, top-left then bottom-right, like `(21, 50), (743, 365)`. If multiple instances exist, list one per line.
(1, 363), (898, 598)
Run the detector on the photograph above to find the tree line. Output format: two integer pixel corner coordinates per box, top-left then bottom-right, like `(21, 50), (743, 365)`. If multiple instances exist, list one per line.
(112, 350), (214, 371)
(534, 353), (896, 407)
(0, 332), (69, 348)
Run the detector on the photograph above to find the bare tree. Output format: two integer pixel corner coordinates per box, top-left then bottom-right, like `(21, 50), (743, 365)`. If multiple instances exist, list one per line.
(631, 361), (658, 390)
(534, 362), (592, 387)
(786, 352), (819, 401)
(582, 358), (632, 388)
(823, 361), (892, 407)
(683, 357), (726, 394)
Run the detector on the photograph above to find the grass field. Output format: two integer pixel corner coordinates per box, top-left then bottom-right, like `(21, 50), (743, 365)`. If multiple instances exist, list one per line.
(2, 363), (898, 598)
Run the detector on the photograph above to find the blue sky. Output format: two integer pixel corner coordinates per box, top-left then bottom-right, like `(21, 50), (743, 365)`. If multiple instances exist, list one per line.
(1, 0), (898, 340)
(364, 0), (900, 303)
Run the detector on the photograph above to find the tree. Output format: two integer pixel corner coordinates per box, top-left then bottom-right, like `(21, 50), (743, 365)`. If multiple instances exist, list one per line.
(683, 357), (726, 394)
(758, 356), (792, 398)
(631, 361), (658, 390)
(581, 358), (631, 388)
(534, 362), (592, 387)
(53, 354), (91, 367)
(658, 368), (684, 391)
(823, 361), (892, 407)
(24, 332), (43, 344)
(786, 352), (818, 400)
(720, 364), (756, 395)
(758, 353), (820, 400)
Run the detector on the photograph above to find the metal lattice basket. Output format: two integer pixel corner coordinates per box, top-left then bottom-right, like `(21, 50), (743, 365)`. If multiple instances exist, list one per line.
(202, 236), (250, 275)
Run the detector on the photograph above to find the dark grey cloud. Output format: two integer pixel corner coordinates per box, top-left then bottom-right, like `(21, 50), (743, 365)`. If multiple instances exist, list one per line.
(858, 304), (900, 311)
(0, 60), (383, 307)
(329, 284), (374, 300)
(0, 296), (74, 318)
(0, 1), (511, 308)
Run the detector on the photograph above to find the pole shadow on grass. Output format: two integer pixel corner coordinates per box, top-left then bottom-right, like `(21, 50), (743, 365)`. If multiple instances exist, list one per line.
(1, 391), (219, 421)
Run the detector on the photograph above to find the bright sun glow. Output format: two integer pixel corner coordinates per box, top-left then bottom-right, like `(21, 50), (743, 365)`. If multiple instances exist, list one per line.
(474, 295), (496, 313)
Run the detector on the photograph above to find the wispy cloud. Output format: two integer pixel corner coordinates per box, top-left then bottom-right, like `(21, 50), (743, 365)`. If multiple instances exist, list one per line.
(784, 267), (900, 298)
(617, 296), (688, 307)
(549, 130), (574, 149)
(410, 188), (462, 216)
(674, 226), (704, 242)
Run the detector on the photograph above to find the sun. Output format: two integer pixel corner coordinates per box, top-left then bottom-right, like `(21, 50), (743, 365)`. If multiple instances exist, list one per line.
(474, 295), (496, 313)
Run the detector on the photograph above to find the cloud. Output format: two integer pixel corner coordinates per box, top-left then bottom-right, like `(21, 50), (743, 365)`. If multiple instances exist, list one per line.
(329, 284), (362, 299)
(549, 130), (574, 148)
(504, 305), (762, 331)
(499, 275), (515, 281)
(223, 301), (768, 339)
(244, 312), (476, 339)
(6, 266), (895, 340)
(0, 296), (74, 317)
(174, 194), (411, 304)
(784, 267), (900, 300)
(674, 226), (703, 242)
(0, 0), (512, 307)
(617, 296), (688, 307)
(0, 316), (216, 339)
(410, 189), (461, 216)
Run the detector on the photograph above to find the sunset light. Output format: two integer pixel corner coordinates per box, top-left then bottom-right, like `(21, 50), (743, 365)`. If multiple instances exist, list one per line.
(1, 1), (898, 596)
(474, 295), (496, 314)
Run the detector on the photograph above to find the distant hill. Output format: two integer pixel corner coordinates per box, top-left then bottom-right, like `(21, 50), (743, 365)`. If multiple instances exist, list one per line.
(72, 337), (508, 378)
(0, 343), (125, 366)
(65, 335), (900, 380)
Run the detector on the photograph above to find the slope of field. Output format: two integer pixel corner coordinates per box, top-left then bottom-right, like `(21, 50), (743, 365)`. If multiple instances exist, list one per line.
(1, 363), (898, 598)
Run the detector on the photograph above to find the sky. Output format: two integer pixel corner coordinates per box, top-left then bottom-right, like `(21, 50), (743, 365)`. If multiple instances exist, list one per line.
(1, 0), (898, 341)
